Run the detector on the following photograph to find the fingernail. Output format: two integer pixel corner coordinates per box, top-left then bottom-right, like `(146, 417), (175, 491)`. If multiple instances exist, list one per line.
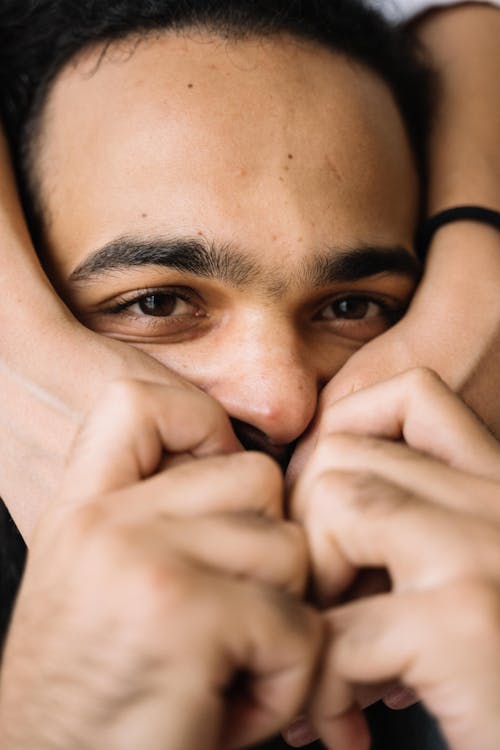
(282, 716), (319, 747)
(382, 685), (419, 710)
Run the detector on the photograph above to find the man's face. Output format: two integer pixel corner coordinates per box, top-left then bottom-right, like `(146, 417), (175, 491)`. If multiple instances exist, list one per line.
(35, 31), (420, 454)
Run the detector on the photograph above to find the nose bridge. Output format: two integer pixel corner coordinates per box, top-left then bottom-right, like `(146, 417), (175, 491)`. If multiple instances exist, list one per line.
(208, 317), (320, 443)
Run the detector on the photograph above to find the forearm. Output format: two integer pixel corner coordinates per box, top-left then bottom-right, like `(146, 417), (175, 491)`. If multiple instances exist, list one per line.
(0, 130), (75, 532)
(0, 129), (181, 539)
(0, 130), (71, 350)
(410, 4), (500, 427)
(412, 2), (500, 211)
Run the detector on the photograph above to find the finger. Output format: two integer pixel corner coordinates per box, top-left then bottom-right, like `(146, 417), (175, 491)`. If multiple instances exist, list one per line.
(281, 715), (319, 747)
(317, 583), (500, 750)
(282, 703), (369, 750)
(60, 379), (241, 503)
(287, 366), (499, 491)
(292, 470), (500, 600)
(106, 568), (323, 750)
(101, 451), (285, 522)
(317, 368), (500, 478)
(300, 610), (369, 750)
(194, 577), (324, 750)
(312, 706), (369, 750)
(161, 513), (309, 595)
(301, 432), (500, 521)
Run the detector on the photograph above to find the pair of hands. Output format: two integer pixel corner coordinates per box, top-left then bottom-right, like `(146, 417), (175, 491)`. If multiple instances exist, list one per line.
(1, 368), (500, 750)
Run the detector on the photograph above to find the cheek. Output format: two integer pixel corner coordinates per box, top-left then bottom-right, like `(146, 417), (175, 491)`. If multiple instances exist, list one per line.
(126, 341), (218, 389)
(110, 327), (363, 392)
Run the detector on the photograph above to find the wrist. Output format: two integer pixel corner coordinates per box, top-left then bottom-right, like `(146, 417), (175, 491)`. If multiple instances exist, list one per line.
(422, 221), (500, 294)
(418, 206), (500, 256)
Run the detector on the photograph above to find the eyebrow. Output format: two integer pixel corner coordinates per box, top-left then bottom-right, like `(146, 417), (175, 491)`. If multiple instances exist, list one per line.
(69, 236), (421, 289)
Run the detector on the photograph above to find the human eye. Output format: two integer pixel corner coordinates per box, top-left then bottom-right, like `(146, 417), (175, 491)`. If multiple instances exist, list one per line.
(89, 285), (208, 340)
(113, 288), (201, 318)
(317, 293), (406, 341)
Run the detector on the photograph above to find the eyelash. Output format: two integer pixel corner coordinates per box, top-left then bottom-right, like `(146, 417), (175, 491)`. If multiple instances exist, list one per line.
(318, 292), (407, 324)
(105, 286), (405, 324)
(107, 286), (203, 316)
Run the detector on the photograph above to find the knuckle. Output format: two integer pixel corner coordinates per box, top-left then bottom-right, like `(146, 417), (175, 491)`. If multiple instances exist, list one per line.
(240, 451), (284, 505)
(301, 469), (354, 525)
(348, 473), (412, 519)
(127, 558), (195, 616)
(43, 505), (218, 637)
(306, 469), (343, 511)
(334, 470), (382, 515)
(86, 520), (199, 616)
(403, 366), (442, 395)
(311, 469), (410, 521)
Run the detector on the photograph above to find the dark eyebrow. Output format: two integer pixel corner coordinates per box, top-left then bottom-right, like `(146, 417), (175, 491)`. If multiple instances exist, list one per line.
(305, 245), (421, 287)
(69, 235), (421, 289)
(69, 237), (259, 285)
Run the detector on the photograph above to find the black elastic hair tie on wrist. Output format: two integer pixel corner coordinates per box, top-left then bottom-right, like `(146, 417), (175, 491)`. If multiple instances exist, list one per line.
(416, 205), (500, 258)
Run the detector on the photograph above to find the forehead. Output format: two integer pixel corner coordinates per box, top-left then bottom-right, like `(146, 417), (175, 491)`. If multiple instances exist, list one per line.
(37, 31), (419, 279)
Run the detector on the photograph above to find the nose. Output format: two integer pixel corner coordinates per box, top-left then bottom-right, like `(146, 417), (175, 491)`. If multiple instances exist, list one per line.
(203, 327), (324, 445)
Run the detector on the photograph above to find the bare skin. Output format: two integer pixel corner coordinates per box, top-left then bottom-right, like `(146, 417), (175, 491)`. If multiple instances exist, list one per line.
(2, 370), (500, 749)
(20, 32), (419, 535)
(0, 379), (323, 750)
(0, 7), (498, 750)
(290, 369), (500, 750)
(1, 3), (499, 538)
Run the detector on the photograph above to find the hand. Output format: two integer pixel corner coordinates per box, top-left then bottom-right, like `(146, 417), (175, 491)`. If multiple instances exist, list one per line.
(0, 380), (322, 750)
(287, 223), (500, 495)
(0, 311), (215, 539)
(290, 369), (500, 750)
